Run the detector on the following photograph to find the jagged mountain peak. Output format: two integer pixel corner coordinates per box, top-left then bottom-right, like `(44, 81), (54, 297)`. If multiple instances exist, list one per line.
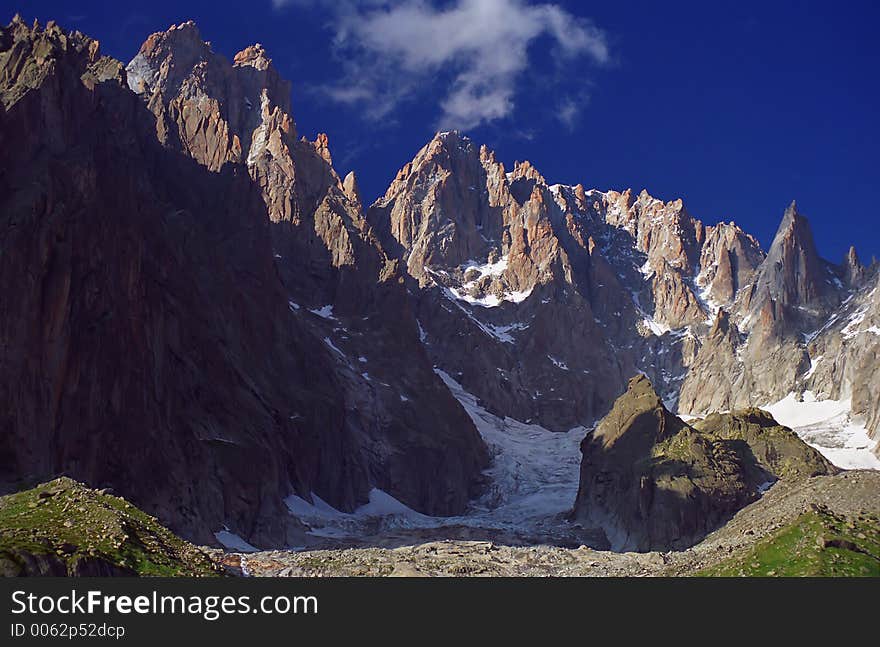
(390, 130), (483, 182)
(1, 16), (125, 109)
(772, 199), (812, 244)
(422, 129), (478, 159)
(126, 22), (300, 174)
(233, 42), (272, 70)
(635, 188), (681, 210)
(511, 159), (546, 184)
(738, 199), (836, 329)
(126, 21), (211, 93)
(126, 20), (291, 115)
(433, 129), (467, 142)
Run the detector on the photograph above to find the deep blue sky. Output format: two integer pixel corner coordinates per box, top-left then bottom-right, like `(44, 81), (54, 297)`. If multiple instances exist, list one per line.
(9, 1), (880, 262)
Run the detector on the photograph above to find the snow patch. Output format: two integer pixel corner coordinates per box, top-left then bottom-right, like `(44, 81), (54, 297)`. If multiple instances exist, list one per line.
(548, 355), (569, 370)
(323, 337), (345, 357)
(309, 305), (336, 320)
(214, 530), (258, 553)
(440, 287), (528, 343)
(763, 392), (880, 470)
(284, 489), (435, 538)
(841, 304), (869, 339)
(641, 316), (671, 336)
(803, 355), (822, 380)
(440, 256), (534, 308)
(449, 286), (534, 308)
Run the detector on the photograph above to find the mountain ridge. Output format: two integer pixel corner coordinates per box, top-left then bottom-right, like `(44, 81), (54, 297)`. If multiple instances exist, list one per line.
(1, 17), (878, 556)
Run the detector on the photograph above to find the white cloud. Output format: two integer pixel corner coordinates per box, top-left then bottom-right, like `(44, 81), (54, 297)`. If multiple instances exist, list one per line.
(556, 94), (590, 131)
(277, 0), (609, 131)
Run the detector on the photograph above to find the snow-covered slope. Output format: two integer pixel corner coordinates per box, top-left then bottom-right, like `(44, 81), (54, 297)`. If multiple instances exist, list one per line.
(763, 392), (880, 470)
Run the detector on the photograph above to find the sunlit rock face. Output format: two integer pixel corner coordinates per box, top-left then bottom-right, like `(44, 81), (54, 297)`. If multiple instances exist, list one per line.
(365, 126), (878, 451)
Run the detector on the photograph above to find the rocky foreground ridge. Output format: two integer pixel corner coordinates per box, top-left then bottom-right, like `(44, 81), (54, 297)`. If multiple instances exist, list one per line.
(0, 478), (218, 576)
(0, 16), (878, 554)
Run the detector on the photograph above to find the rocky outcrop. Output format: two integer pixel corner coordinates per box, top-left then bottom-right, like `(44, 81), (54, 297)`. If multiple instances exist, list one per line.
(571, 376), (764, 551)
(571, 376), (835, 551)
(0, 18), (488, 549)
(691, 409), (836, 479)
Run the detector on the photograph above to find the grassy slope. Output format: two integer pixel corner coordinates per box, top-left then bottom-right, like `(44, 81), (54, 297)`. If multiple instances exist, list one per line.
(698, 506), (880, 577)
(0, 477), (220, 576)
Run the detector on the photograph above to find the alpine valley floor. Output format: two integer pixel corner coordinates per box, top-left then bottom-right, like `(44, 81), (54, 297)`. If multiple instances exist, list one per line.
(218, 471), (880, 577)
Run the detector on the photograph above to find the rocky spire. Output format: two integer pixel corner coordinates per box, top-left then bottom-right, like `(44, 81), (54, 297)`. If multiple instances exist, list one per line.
(843, 245), (866, 287)
(742, 200), (834, 327)
(342, 171), (362, 207)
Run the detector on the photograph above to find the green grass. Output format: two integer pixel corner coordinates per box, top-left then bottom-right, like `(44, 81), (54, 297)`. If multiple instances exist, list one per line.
(698, 507), (880, 577)
(0, 477), (220, 576)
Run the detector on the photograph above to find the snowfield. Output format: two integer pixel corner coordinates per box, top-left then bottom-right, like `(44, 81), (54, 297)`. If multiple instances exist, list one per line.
(434, 369), (587, 529)
(763, 392), (880, 470)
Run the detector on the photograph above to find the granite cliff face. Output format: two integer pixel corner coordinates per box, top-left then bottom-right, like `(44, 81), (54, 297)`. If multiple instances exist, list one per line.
(367, 130), (879, 455)
(0, 17), (488, 548)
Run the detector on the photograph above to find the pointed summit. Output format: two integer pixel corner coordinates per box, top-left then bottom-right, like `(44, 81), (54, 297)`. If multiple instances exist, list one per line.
(425, 130), (477, 162)
(743, 201), (837, 331)
(769, 200), (815, 252)
(843, 245), (866, 287)
(366, 131), (509, 280)
(765, 201), (824, 301)
(126, 21), (211, 95)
